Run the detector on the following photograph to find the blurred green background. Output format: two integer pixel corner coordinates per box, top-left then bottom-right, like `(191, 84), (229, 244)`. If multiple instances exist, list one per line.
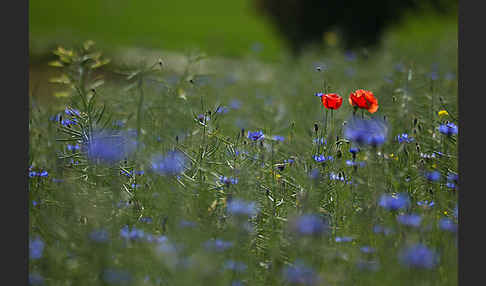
(29, 0), (457, 62)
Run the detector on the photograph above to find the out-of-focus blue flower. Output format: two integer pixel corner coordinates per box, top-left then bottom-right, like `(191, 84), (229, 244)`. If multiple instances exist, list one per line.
(438, 122), (458, 136)
(394, 63), (405, 72)
(29, 171), (38, 178)
(446, 182), (456, 189)
(308, 168), (320, 180)
(378, 193), (410, 211)
(29, 273), (45, 285)
(417, 200), (435, 208)
(102, 269), (133, 285)
(61, 118), (78, 126)
(247, 130), (265, 141)
(151, 151), (187, 176)
(204, 239), (234, 252)
(345, 160), (365, 167)
(283, 260), (320, 285)
(425, 171), (441, 182)
(220, 176), (238, 185)
(447, 173), (458, 183)
(223, 260), (247, 272)
(345, 51), (357, 61)
(428, 71), (439, 81)
(397, 214), (422, 227)
(344, 118), (388, 147)
(314, 92), (323, 97)
(454, 205), (458, 219)
(231, 280), (244, 286)
(86, 130), (137, 164)
(345, 67), (356, 77)
(335, 236), (353, 243)
(445, 72), (455, 80)
(230, 100), (241, 109)
(397, 133), (414, 143)
(360, 246), (375, 254)
(349, 148), (360, 155)
(399, 244), (439, 269)
(291, 214), (329, 236)
(120, 225), (146, 241)
(373, 225), (394, 236)
(313, 155), (333, 163)
(273, 135), (285, 142)
(227, 199), (259, 218)
(356, 260), (380, 272)
(89, 229), (110, 243)
(29, 237), (44, 260)
(39, 171), (48, 177)
(216, 106), (229, 114)
(438, 218), (457, 232)
(178, 220), (197, 229)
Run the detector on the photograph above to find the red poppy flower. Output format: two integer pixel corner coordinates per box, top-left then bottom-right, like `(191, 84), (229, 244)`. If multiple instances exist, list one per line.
(348, 89), (378, 113)
(321, 93), (343, 110)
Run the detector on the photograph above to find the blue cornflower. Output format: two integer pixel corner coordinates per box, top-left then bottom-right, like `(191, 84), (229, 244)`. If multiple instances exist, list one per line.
(283, 260), (320, 285)
(396, 133), (414, 143)
(399, 244), (439, 269)
(453, 205), (458, 219)
(64, 107), (80, 117)
(151, 151), (187, 176)
(29, 273), (45, 285)
(227, 199), (259, 218)
(247, 130), (265, 141)
(313, 155), (333, 163)
(446, 182), (456, 189)
(120, 225), (146, 241)
(313, 138), (326, 145)
(178, 219), (197, 228)
(89, 229), (110, 243)
(349, 147), (360, 155)
(29, 237), (44, 260)
(223, 260), (248, 273)
(360, 246), (375, 254)
(438, 122), (458, 136)
(86, 130), (137, 164)
(216, 106), (229, 114)
(102, 269), (133, 285)
(220, 176), (239, 185)
(345, 50), (357, 61)
(447, 173), (458, 183)
(314, 92), (323, 97)
(428, 71), (439, 80)
(438, 218), (457, 232)
(204, 239), (234, 252)
(397, 214), (422, 227)
(67, 144), (80, 152)
(39, 171), (48, 177)
(273, 135), (285, 142)
(61, 118), (78, 126)
(417, 200), (435, 208)
(291, 214), (329, 236)
(425, 171), (441, 182)
(378, 193), (410, 211)
(344, 118), (388, 147)
(335, 236), (353, 243)
(29, 171), (38, 178)
(329, 172), (346, 182)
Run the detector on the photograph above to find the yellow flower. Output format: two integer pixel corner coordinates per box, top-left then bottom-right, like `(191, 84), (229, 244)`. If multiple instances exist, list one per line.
(438, 110), (449, 117)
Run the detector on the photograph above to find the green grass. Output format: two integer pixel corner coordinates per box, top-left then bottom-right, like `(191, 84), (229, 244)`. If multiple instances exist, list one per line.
(29, 23), (457, 285)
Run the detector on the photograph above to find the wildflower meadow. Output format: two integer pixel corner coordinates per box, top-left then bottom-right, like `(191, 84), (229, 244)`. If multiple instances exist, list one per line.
(29, 36), (458, 286)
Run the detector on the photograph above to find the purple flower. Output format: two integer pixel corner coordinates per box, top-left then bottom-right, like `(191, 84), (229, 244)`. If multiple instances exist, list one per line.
(273, 135), (285, 142)
(313, 155), (333, 163)
(64, 107), (80, 116)
(220, 176), (239, 185)
(425, 171), (441, 182)
(204, 239), (234, 252)
(399, 244), (439, 269)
